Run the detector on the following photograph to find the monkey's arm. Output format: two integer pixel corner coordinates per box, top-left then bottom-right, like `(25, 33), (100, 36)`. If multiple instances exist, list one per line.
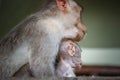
(29, 28), (61, 78)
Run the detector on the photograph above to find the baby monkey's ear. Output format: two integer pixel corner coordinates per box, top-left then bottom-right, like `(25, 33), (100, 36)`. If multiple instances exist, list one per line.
(55, 0), (68, 13)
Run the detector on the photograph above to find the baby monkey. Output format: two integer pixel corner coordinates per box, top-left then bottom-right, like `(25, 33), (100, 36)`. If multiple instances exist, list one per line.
(55, 40), (82, 77)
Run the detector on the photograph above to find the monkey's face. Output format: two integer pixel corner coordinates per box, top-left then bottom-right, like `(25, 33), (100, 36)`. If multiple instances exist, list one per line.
(59, 40), (82, 69)
(57, 0), (87, 41)
(69, 0), (87, 41)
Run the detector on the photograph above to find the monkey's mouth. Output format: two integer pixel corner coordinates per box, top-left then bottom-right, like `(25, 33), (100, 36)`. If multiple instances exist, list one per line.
(74, 30), (87, 42)
(77, 30), (87, 42)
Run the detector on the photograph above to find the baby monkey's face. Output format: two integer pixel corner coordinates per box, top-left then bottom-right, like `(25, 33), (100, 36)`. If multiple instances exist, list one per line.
(59, 40), (82, 71)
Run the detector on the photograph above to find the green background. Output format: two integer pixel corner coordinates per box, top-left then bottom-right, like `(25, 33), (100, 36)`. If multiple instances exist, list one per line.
(0, 0), (120, 48)
(79, 0), (120, 48)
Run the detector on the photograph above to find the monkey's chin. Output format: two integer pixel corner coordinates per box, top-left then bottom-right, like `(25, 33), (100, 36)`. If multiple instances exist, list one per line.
(61, 37), (81, 43)
(62, 34), (84, 42)
(78, 32), (87, 41)
(74, 35), (84, 42)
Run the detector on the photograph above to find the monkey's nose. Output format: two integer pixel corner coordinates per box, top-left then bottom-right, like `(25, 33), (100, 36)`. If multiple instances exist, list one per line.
(81, 24), (87, 35)
(80, 23), (87, 36)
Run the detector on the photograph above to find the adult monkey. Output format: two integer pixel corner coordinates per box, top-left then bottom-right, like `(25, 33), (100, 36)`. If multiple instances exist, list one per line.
(0, 0), (86, 78)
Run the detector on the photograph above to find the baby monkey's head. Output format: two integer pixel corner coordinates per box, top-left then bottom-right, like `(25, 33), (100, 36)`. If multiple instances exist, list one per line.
(58, 40), (82, 72)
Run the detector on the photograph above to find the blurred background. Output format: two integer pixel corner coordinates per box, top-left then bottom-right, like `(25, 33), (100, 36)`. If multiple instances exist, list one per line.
(0, 0), (120, 76)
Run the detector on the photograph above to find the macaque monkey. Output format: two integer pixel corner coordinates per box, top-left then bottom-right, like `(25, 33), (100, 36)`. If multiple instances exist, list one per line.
(55, 40), (82, 77)
(0, 0), (86, 79)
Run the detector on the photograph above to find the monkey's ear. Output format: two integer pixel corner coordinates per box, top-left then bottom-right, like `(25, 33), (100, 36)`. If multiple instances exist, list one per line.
(55, 0), (68, 13)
